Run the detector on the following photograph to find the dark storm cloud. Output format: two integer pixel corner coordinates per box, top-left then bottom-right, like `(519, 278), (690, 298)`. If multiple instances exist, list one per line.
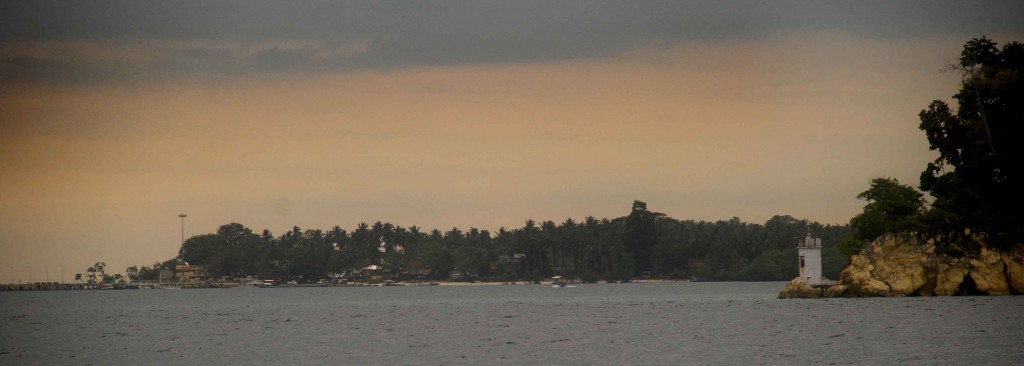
(2, 1), (1021, 85)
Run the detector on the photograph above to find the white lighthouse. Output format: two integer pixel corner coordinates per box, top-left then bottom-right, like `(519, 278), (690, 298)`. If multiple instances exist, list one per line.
(796, 230), (826, 285)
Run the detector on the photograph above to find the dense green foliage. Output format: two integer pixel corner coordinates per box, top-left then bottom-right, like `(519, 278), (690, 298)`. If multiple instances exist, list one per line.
(624, 201), (658, 275)
(842, 37), (1022, 256)
(843, 178), (925, 256)
(149, 202), (850, 282)
(917, 37), (1023, 249)
(850, 178), (925, 242)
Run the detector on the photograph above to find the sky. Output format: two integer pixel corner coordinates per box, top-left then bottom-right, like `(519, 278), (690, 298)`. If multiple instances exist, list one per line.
(2, 1), (1022, 283)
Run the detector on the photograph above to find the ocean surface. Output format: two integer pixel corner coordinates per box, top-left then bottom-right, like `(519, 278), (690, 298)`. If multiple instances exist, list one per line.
(1, 282), (1022, 365)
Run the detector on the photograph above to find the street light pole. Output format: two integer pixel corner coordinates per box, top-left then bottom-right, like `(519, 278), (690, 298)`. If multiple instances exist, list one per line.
(179, 214), (187, 246)
(28, 265), (32, 284)
(61, 264), (64, 285)
(44, 265), (49, 283)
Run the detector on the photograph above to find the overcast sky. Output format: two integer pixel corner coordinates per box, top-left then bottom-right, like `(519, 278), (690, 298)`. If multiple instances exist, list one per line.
(2, 1), (1022, 282)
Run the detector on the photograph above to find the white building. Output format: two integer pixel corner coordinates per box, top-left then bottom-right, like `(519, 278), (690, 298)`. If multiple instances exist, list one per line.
(796, 231), (827, 285)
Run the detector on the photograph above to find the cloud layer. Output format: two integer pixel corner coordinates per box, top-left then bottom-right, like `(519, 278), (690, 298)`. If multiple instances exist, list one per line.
(3, 1), (1022, 85)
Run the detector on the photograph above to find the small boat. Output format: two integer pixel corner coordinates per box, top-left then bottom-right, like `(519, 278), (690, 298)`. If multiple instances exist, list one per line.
(551, 276), (573, 288)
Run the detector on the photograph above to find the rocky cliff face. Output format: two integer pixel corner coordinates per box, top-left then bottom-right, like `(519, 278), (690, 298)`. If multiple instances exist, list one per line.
(781, 233), (1024, 298)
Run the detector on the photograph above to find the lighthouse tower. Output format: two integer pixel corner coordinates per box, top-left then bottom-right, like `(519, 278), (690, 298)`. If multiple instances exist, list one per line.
(797, 230), (825, 285)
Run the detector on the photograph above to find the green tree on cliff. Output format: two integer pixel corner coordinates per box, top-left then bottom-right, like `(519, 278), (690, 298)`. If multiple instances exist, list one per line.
(918, 37), (1024, 249)
(850, 178), (925, 242)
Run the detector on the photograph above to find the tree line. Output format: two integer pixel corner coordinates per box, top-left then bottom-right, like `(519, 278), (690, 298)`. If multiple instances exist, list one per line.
(126, 201), (850, 283)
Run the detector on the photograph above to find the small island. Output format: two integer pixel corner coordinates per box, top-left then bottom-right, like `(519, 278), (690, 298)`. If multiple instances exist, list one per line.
(781, 37), (1023, 298)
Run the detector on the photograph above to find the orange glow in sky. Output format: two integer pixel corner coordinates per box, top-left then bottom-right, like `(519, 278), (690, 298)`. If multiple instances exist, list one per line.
(2, 2), (1021, 281)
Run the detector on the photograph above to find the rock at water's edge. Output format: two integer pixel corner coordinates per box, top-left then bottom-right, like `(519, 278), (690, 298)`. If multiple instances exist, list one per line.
(792, 233), (1024, 298)
(777, 279), (824, 299)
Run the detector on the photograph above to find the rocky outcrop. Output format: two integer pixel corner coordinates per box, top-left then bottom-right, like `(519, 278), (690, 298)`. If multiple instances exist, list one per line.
(823, 233), (1024, 297)
(777, 279), (824, 299)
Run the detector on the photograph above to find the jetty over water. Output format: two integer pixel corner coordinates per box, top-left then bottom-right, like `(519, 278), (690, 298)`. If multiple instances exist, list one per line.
(1, 282), (89, 291)
(0, 281), (181, 291)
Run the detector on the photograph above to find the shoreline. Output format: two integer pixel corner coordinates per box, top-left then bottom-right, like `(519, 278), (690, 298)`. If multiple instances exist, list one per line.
(1, 278), (690, 291)
(407, 278), (687, 286)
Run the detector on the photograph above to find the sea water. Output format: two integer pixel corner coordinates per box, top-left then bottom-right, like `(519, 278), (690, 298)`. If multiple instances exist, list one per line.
(1, 282), (1022, 365)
